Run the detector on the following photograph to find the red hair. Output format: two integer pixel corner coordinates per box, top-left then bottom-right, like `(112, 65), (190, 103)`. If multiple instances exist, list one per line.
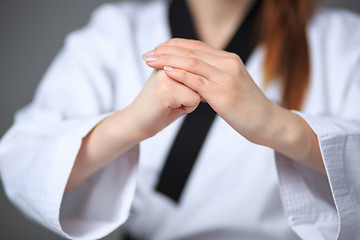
(261, 0), (318, 110)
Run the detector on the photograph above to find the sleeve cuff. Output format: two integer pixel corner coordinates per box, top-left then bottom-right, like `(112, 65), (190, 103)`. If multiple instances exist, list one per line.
(274, 111), (360, 239)
(36, 113), (139, 239)
(59, 145), (139, 240)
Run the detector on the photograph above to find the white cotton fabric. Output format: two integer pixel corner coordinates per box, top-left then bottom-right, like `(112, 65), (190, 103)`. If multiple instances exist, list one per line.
(0, 1), (360, 239)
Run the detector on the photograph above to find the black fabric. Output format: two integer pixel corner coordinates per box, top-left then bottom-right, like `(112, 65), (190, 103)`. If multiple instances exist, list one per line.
(155, 0), (261, 203)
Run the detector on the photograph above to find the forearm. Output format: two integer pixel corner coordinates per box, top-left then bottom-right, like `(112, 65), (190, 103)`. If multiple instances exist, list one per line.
(262, 103), (325, 174)
(65, 108), (141, 193)
(65, 69), (200, 193)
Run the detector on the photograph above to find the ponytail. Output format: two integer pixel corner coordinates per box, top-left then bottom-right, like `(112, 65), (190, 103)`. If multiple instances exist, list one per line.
(261, 0), (318, 110)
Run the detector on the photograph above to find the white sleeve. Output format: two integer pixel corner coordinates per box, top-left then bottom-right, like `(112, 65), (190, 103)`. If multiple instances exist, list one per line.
(275, 55), (360, 239)
(0, 4), (138, 240)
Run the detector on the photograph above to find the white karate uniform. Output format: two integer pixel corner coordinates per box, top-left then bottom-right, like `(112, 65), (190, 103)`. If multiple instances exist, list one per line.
(1, 1), (360, 239)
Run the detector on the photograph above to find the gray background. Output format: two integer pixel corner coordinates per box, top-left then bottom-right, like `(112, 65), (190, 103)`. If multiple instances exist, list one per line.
(0, 0), (359, 239)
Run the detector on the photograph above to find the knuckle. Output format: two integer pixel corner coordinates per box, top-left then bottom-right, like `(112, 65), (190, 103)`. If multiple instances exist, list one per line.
(195, 75), (205, 87)
(195, 93), (201, 103)
(184, 49), (195, 57)
(154, 45), (166, 55)
(177, 69), (187, 80)
(186, 96), (201, 113)
(226, 55), (243, 74)
(229, 52), (241, 61)
(184, 107), (194, 114)
(156, 55), (168, 64)
(157, 73), (171, 89)
(180, 69), (188, 78)
(168, 38), (180, 46)
(188, 58), (200, 68)
(167, 38), (175, 45)
(191, 40), (203, 48)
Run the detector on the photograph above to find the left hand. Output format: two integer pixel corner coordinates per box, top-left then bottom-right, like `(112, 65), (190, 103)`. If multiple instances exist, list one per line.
(143, 38), (325, 174)
(143, 38), (275, 145)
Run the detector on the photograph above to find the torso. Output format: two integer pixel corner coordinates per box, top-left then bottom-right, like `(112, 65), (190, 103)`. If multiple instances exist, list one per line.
(93, 1), (360, 239)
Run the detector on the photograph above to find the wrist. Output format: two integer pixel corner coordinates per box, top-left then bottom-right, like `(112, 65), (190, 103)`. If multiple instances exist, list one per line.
(261, 104), (310, 160)
(109, 108), (144, 146)
(262, 104), (325, 173)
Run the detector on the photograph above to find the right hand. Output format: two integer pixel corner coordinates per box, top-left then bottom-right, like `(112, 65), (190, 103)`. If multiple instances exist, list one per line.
(66, 70), (200, 193)
(125, 69), (201, 140)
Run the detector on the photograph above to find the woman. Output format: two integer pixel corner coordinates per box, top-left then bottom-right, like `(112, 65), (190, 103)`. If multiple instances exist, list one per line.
(0, 0), (359, 239)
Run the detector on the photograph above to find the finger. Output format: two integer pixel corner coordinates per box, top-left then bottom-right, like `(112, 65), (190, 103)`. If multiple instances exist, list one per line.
(155, 44), (226, 58)
(169, 78), (201, 113)
(164, 38), (229, 57)
(147, 45), (227, 68)
(164, 66), (212, 100)
(144, 55), (220, 81)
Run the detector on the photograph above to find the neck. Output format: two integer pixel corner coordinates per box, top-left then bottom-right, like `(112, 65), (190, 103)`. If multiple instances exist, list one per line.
(186, 0), (255, 48)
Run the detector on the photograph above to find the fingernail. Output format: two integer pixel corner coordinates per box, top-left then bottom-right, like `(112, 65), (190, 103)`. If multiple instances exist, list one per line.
(142, 50), (155, 60)
(142, 56), (157, 62)
(143, 50), (154, 57)
(164, 66), (175, 71)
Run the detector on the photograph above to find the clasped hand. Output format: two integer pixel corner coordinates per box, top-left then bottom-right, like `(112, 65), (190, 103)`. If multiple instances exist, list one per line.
(66, 39), (324, 193)
(138, 38), (275, 145)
